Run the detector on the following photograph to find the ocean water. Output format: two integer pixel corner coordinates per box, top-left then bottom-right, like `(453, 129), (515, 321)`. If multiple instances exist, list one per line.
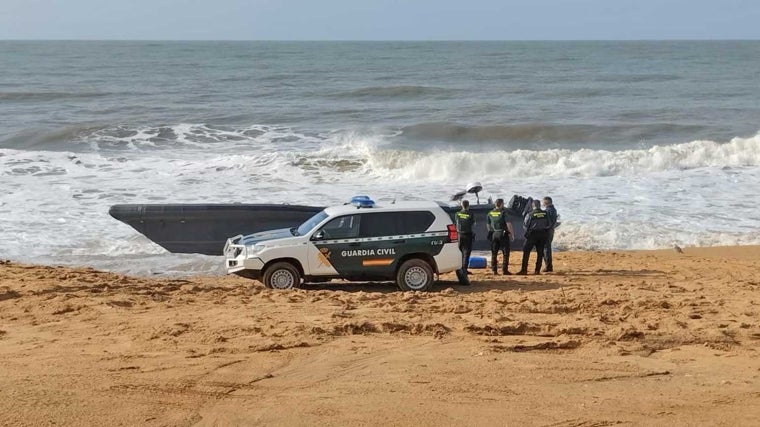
(1, 41), (759, 275)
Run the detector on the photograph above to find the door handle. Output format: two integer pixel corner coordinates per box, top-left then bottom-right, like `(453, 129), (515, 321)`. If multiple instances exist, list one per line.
(392, 240), (406, 244)
(349, 242), (360, 247)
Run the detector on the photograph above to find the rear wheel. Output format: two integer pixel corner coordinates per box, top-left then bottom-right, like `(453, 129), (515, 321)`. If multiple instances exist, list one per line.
(262, 262), (301, 290)
(396, 259), (434, 292)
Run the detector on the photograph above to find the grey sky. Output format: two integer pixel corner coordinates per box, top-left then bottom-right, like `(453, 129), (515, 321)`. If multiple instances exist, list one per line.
(1, 0), (759, 40)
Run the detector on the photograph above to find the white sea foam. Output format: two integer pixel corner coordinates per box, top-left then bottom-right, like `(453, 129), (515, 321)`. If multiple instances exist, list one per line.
(82, 124), (324, 152)
(2, 128), (760, 275)
(361, 133), (760, 181)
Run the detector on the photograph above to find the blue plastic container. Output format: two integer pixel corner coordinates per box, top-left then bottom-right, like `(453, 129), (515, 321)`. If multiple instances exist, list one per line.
(468, 256), (487, 269)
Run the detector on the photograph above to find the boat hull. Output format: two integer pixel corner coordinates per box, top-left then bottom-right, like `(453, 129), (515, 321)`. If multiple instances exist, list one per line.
(109, 203), (528, 256)
(109, 204), (323, 255)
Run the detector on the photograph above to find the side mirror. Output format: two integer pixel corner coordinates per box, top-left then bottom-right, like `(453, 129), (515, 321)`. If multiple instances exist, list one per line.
(312, 230), (325, 241)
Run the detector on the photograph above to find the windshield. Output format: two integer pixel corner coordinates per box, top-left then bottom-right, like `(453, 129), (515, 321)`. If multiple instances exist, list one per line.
(295, 210), (329, 236)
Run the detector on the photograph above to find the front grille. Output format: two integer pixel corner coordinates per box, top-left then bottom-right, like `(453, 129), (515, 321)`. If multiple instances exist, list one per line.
(226, 246), (242, 259)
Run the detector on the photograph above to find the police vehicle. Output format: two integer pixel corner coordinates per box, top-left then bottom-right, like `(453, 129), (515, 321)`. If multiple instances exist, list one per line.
(223, 197), (464, 291)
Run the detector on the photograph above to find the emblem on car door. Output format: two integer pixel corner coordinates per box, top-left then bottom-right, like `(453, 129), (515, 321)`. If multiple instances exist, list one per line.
(317, 247), (332, 267)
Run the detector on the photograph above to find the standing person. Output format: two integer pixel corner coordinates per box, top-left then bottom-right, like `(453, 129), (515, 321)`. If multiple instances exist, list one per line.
(456, 200), (475, 275)
(486, 198), (515, 275)
(542, 197), (558, 272)
(518, 199), (551, 275)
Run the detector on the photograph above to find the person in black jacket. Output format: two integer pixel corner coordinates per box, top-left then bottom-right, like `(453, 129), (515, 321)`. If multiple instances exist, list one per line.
(517, 200), (552, 275)
(455, 200), (475, 275)
(486, 198), (515, 275)
(542, 197), (559, 272)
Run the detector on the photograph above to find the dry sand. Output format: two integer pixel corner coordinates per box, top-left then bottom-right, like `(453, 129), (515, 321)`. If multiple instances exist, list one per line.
(1, 247), (760, 426)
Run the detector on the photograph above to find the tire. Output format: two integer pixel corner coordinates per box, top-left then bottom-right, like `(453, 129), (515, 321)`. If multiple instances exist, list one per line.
(396, 258), (435, 292)
(262, 262), (301, 290)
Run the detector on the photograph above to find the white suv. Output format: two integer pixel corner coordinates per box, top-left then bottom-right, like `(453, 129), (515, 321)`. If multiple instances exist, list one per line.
(224, 199), (464, 291)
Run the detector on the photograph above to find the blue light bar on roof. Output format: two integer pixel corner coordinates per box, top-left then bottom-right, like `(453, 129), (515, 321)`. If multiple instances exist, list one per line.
(350, 195), (375, 208)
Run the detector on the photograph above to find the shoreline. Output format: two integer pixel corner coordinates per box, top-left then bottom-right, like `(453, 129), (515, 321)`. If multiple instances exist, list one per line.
(6, 243), (760, 278)
(1, 246), (759, 425)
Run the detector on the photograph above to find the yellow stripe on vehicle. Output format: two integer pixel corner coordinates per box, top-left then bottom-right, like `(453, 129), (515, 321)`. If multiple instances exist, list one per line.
(362, 258), (394, 267)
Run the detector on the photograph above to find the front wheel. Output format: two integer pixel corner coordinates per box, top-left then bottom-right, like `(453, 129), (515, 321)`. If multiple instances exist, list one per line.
(262, 262), (301, 290)
(396, 259), (434, 292)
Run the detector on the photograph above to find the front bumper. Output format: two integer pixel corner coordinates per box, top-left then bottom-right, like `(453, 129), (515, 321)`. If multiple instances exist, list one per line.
(224, 235), (265, 275)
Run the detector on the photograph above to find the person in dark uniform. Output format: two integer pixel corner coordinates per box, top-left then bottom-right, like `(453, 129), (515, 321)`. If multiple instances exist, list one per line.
(518, 199), (551, 275)
(455, 200), (475, 275)
(486, 198), (515, 275)
(542, 197), (558, 272)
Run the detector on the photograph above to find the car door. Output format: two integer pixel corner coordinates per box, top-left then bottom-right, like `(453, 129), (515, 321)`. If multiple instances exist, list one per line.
(359, 211), (439, 276)
(307, 214), (361, 277)
(350, 212), (403, 276)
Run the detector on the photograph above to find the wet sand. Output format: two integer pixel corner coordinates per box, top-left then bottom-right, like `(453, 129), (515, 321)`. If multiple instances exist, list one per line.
(1, 247), (759, 426)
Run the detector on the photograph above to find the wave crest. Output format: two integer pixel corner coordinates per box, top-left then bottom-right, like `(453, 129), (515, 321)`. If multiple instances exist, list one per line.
(363, 133), (760, 181)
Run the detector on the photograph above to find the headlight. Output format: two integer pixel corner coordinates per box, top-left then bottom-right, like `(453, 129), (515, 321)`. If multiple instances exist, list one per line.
(249, 244), (266, 254)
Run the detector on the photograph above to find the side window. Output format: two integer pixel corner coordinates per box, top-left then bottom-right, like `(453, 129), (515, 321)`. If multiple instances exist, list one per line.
(396, 211), (435, 234)
(319, 215), (360, 239)
(360, 213), (398, 238)
(359, 211), (435, 238)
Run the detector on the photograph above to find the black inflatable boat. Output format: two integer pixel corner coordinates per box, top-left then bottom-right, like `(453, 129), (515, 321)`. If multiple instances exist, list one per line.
(109, 193), (534, 256)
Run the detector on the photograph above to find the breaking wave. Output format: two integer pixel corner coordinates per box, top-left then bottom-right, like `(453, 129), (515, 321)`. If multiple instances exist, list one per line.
(82, 124), (298, 150)
(4, 122), (759, 183)
(7, 130), (758, 187)
(1, 123), (323, 152)
(362, 133), (760, 181)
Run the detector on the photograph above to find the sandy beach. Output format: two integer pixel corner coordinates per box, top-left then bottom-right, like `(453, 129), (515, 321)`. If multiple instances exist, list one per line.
(1, 247), (759, 426)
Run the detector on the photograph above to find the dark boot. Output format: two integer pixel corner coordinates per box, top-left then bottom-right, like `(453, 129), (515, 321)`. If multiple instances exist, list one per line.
(502, 259), (510, 275)
(520, 247), (532, 276)
(502, 248), (511, 276)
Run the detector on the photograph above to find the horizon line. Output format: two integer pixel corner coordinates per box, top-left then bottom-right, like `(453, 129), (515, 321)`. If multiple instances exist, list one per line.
(2, 38), (759, 42)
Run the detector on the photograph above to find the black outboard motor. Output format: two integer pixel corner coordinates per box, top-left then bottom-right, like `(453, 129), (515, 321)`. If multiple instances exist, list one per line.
(507, 195), (533, 217)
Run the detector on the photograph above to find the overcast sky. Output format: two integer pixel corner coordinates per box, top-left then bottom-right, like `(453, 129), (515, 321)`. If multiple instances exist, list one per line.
(1, 0), (759, 40)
